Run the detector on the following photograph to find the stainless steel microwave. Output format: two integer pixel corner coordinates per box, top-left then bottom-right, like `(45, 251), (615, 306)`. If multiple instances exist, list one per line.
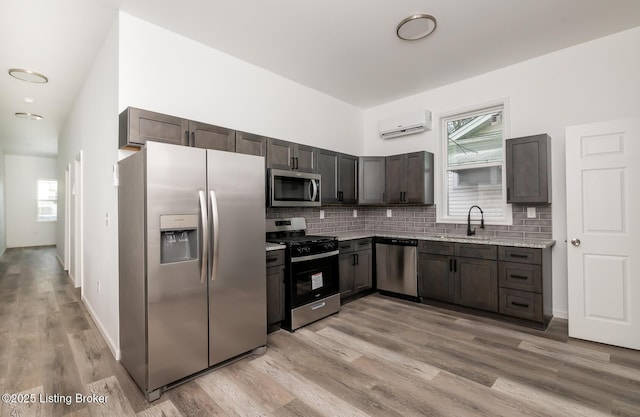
(268, 169), (321, 207)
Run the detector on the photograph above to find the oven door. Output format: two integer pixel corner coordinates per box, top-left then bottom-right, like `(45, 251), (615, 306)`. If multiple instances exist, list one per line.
(288, 251), (339, 308)
(269, 169), (321, 207)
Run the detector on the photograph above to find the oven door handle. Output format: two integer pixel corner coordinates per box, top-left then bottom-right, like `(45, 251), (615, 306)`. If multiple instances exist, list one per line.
(290, 250), (339, 263)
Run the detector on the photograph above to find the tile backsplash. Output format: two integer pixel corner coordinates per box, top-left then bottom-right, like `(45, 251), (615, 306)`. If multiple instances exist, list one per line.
(266, 205), (552, 240)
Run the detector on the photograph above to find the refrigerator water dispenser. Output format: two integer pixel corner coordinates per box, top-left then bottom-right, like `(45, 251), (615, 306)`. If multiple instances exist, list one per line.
(160, 214), (198, 264)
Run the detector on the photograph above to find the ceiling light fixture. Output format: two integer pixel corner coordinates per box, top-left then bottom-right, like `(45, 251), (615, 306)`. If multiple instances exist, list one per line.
(8, 68), (49, 83)
(15, 112), (43, 120)
(396, 14), (437, 41)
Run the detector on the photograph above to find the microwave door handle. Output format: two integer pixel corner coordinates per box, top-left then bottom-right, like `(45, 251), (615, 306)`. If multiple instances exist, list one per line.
(209, 190), (220, 281)
(310, 179), (318, 202)
(198, 191), (208, 284)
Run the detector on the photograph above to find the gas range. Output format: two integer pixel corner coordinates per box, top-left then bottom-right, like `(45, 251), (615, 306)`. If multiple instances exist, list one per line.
(265, 217), (340, 332)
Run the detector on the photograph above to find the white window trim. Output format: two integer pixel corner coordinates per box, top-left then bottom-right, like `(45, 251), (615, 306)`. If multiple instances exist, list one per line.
(435, 98), (513, 225)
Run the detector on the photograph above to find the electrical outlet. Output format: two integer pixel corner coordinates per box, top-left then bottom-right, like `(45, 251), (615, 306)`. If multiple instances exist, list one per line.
(105, 212), (110, 226)
(386, 209), (392, 217)
(353, 209), (358, 218)
(527, 207), (536, 218)
(320, 210), (325, 219)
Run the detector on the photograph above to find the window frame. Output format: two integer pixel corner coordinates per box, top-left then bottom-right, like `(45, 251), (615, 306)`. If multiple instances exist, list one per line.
(36, 178), (58, 222)
(436, 99), (513, 225)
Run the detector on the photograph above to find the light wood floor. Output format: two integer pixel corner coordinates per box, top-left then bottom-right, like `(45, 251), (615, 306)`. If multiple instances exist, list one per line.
(1, 247), (639, 416)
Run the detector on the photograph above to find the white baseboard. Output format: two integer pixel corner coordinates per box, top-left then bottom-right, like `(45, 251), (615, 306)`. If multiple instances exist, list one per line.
(82, 295), (121, 361)
(553, 309), (568, 320)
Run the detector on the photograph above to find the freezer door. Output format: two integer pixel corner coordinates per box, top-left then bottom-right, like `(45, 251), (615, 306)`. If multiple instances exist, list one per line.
(207, 149), (267, 366)
(146, 142), (209, 391)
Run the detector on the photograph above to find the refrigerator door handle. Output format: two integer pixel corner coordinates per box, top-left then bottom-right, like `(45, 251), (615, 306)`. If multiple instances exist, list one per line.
(198, 190), (208, 284)
(209, 190), (220, 281)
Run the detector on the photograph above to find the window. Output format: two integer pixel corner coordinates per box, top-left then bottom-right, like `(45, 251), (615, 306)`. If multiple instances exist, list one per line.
(37, 179), (58, 222)
(437, 103), (512, 224)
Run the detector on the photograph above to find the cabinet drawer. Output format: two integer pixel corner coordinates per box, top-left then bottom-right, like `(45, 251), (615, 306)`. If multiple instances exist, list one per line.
(499, 288), (543, 322)
(338, 241), (354, 252)
(498, 246), (541, 264)
(455, 243), (497, 260)
(266, 249), (285, 267)
(419, 240), (454, 255)
(499, 262), (542, 292)
(353, 238), (372, 251)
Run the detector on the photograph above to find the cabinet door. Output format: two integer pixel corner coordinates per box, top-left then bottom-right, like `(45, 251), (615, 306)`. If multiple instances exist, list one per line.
(266, 138), (294, 170)
(405, 151), (434, 204)
(236, 132), (265, 156)
(120, 107), (188, 148)
(404, 152), (426, 203)
(189, 121), (235, 151)
(266, 265), (285, 325)
(295, 144), (316, 173)
(339, 154), (358, 204)
(358, 157), (386, 204)
(339, 252), (355, 299)
(506, 134), (551, 204)
(353, 249), (372, 293)
(454, 257), (498, 312)
(317, 149), (339, 204)
(385, 155), (404, 203)
(418, 253), (454, 302)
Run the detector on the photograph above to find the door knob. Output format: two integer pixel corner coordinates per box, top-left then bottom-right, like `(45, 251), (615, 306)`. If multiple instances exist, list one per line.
(571, 238), (581, 246)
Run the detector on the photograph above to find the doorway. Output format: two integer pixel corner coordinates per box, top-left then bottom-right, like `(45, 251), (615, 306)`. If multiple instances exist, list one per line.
(70, 151), (84, 289)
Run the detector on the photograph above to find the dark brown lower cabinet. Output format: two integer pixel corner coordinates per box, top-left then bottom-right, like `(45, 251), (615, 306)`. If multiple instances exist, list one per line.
(454, 257), (498, 312)
(419, 240), (552, 328)
(339, 239), (373, 301)
(266, 250), (285, 330)
(418, 253), (453, 303)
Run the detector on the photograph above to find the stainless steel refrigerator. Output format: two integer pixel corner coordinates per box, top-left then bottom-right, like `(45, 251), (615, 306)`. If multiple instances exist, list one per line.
(118, 141), (266, 401)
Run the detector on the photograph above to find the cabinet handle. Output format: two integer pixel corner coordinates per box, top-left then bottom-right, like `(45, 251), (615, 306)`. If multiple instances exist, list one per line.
(509, 253), (529, 259)
(511, 301), (530, 308)
(510, 274), (529, 280)
(355, 253), (359, 265)
(352, 254), (357, 266)
(399, 191), (403, 202)
(295, 157), (299, 170)
(185, 130), (190, 146)
(266, 256), (279, 263)
(453, 259), (457, 272)
(291, 157), (295, 169)
(191, 131), (195, 147)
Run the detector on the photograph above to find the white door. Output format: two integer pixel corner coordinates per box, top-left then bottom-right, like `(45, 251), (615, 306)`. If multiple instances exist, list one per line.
(566, 118), (640, 350)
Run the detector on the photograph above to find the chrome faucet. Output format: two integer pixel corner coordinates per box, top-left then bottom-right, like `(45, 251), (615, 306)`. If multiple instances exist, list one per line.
(467, 205), (485, 236)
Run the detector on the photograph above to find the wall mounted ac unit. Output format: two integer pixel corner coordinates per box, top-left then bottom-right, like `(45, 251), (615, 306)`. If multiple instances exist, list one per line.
(378, 110), (432, 139)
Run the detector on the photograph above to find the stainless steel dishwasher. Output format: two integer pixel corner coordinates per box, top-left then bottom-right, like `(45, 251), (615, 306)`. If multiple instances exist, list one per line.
(375, 238), (418, 297)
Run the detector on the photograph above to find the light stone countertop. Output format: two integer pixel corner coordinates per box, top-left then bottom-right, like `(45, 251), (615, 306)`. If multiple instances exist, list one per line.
(266, 242), (286, 251)
(315, 230), (556, 249)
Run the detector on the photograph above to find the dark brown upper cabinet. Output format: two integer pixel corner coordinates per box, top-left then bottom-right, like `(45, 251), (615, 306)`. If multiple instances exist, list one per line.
(119, 107), (236, 151)
(266, 138), (316, 173)
(358, 157), (386, 204)
(119, 107), (188, 148)
(385, 151), (434, 204)
(316, 149), (358, 204)
(188, 121), (235, 151)
(235, 131), (266, 156)
(506, 134), (551, 204)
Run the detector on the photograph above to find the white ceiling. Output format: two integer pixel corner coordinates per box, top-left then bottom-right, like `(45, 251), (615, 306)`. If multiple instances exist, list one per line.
(2, 0), (640, 157)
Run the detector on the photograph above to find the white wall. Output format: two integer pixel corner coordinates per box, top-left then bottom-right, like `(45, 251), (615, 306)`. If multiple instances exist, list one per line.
(118, 13), (363, 155)
(0, 148), (6, 254)
(363, 26), (640, 318)
(5, 155), (57, 248)
(57, 17), (120, 356)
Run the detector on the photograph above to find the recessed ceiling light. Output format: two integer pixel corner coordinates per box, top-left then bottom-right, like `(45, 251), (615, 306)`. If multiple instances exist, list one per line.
(397, 14), (437, 41)
(24, 97), (35, 104)
(15, 112), (43, 120)
(8, 68), (49, 83)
